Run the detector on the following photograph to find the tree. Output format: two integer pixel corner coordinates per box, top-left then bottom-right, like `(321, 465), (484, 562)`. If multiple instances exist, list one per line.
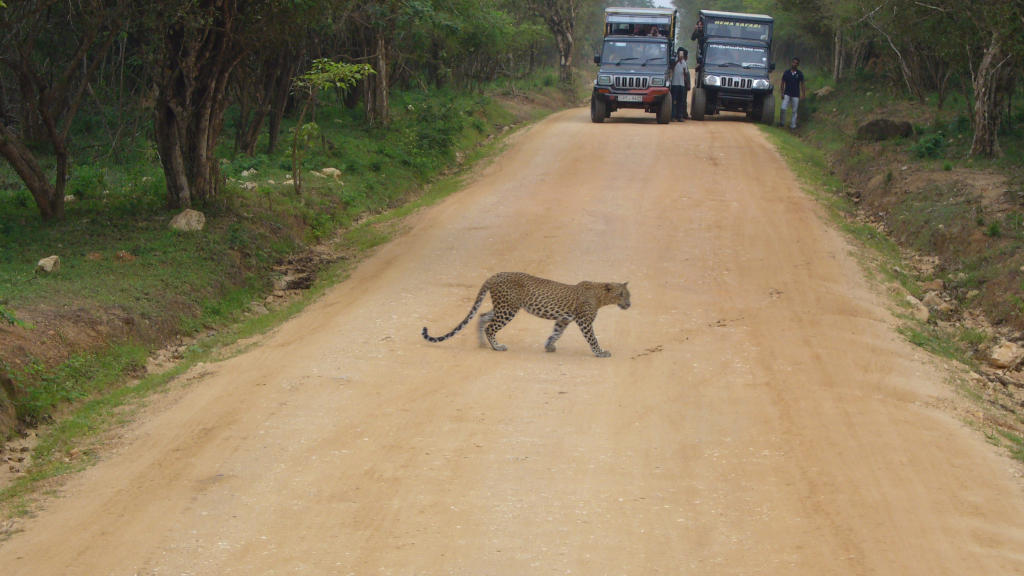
(965, 2), (1023, 157)
(289, 58), (374, 194)
(524, 0), (585, 83)
(349, 1), (406, 126)
(0, 0), (124, 221)
(152, 0), (260, 210)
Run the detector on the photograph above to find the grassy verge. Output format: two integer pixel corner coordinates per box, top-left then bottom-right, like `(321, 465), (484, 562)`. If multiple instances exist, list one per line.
(0, 69), (581, 519)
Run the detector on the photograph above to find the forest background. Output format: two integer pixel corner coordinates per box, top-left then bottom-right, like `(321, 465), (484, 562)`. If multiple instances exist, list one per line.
(1, 0), (1023, 464)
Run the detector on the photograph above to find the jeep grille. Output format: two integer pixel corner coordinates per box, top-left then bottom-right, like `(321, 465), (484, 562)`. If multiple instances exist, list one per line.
(613, 75), (650, 89)
(721, 77), (753, 89)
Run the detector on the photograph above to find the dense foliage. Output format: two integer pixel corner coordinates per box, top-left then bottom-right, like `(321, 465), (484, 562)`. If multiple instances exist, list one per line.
(0, 0), (595, 221)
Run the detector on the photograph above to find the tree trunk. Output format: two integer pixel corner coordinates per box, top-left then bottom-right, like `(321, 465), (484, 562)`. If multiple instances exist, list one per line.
(970, 32), (1013, 158)
(0, 1), (118, 221)
(833, 28), (843, 83)
(153, 0), (245, 209)
(267, 54), (298, 155)
(242, 50), (303, 156)
(556, 29), (574, 83)
(154, 101), (192, 208)
(0, 124), (62, 220)
(364, 32), (390, 126)
(529, 1), (578, 85)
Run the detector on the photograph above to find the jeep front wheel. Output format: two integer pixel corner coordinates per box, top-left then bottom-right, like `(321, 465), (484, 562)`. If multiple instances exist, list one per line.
(760, 92), (775, 125)
(691, 87), (706, 121)
(656, 95), (672, 124)
(591, 96), (607, 124)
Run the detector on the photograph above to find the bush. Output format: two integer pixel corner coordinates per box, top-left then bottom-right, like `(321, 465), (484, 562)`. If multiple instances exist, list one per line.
(910, 132), (946, 159)
(69, 163), (108, 200)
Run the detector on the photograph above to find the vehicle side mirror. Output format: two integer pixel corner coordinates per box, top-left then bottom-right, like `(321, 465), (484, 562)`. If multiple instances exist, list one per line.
(594, 54), (601, 64)
(770, 62), (776, 71)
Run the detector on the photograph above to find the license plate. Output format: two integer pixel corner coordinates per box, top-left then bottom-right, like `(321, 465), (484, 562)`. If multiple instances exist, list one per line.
(618, 95), (643, 102)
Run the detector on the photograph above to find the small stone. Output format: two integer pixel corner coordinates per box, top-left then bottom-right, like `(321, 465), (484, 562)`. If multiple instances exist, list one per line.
(36, 255), (61, 274)
(905, 295), (930, 322)
(169, 209), (206, 232)
(988, 340), (1024, 369)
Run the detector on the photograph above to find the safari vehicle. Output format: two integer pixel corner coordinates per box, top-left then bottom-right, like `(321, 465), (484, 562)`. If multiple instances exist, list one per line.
(590, 7), (677, 124)
(690, 10), (775, 124)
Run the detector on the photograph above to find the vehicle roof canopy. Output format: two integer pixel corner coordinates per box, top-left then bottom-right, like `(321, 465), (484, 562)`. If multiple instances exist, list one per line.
(698, 10), (773, 45)
(699, 10), (773, 23)
(605, 7), (677, 38)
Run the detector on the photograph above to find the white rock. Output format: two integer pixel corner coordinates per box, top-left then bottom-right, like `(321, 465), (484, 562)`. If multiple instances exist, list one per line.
(905, 295), (930, 322)
(988, 340), (1024, 369)
(169, 209), (206, 232)
(36, 255), (61, 274)
(319, 167), (342, 179)
(922, 292), (953, 315)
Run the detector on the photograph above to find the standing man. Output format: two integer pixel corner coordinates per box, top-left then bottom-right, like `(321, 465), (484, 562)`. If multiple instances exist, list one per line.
(690, 19), (704, 78)
(671, 48), (690, 121)
(779, 57), (806, 129)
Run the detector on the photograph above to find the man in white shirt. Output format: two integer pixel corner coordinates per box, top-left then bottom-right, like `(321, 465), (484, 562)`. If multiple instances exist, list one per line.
(670, 48), (690, 121)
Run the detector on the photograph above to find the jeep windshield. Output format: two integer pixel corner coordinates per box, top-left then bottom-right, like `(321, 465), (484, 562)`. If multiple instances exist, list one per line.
(602, 40), (668, 66)
(704, 43), (768, 69)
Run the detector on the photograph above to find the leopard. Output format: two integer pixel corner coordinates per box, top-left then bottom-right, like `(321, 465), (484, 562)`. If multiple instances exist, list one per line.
(422, 272), (630, 357)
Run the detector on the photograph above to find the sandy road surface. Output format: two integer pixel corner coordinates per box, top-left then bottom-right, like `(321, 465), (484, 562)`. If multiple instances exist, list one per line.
(4, 108), (1024, 575)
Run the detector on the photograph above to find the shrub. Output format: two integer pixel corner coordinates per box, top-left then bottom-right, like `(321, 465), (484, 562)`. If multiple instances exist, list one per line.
(69, 163), (108, 200)
(910, 132), (946, 159)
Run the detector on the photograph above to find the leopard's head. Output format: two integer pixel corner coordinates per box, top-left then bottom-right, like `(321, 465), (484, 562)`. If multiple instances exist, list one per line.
(608, 282), (630, 310)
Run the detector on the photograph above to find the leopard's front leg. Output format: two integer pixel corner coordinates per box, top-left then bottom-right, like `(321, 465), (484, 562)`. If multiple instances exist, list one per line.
(577, 318), (610, 358)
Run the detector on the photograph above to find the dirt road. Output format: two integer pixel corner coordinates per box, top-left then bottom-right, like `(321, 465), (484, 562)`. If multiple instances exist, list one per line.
(3, 108), (1024, 575)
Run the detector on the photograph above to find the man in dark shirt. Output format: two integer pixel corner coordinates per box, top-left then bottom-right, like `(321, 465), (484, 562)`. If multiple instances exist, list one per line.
(690, 20), (704, 77)
(779, 57), (806, 129)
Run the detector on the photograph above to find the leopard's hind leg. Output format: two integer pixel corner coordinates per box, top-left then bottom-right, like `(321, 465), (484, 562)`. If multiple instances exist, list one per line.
(483, 305), (517, 351)
(545, 316), (572, 353)
(477, 310), (494, 347)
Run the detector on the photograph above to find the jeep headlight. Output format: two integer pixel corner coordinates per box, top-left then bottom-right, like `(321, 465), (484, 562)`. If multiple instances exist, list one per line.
(650, 76), (666, 87)
(704, 75), (720, 87)
(597, 74), (612, 86)
(753, 79), (770, 89)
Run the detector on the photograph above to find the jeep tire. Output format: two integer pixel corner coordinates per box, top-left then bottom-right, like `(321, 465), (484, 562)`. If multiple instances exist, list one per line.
(691, 87), (706, 121)
(657, 95), (672, 124)
(760, 92), (775, 125)
(591, 96), (607, 124)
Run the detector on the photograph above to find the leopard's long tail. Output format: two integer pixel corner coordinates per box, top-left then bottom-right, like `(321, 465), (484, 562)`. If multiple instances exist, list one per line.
(422, 282), (490, 343)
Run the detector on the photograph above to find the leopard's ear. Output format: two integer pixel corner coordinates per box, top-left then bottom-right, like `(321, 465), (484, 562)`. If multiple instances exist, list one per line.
(623, 281), (629, 287)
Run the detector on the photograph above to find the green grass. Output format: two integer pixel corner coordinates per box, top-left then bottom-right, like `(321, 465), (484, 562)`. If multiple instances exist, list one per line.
(998, 430), (1024, 463)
